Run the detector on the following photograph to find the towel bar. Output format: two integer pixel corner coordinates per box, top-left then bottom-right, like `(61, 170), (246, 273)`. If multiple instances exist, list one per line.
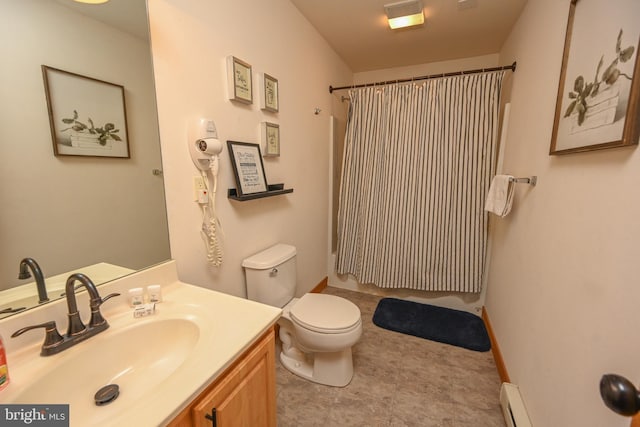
(509, 176), (537, 186)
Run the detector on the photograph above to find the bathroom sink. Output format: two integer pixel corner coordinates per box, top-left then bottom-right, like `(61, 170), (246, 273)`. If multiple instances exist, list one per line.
(0, 265), (282, 426)
(11, 317), (199, 424)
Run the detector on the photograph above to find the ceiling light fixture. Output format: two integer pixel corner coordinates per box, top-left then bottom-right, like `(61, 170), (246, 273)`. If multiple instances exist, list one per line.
(73, 0), (110, 4)
(384, 0), (424, 30)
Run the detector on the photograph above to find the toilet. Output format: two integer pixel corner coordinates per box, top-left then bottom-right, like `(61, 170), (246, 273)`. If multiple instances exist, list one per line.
(242, 244), (362, 387)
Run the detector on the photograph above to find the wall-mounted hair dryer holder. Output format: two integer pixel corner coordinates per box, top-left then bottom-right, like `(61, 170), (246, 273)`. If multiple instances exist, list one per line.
(189, 118), (223, 171)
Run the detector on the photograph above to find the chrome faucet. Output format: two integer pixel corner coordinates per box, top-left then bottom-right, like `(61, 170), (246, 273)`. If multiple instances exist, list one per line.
(18, 257), (49, 303)
(12, 273), (120, 356)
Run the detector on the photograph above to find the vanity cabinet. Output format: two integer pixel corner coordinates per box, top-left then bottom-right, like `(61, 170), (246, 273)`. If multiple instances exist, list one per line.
(168, 327), (277, 427)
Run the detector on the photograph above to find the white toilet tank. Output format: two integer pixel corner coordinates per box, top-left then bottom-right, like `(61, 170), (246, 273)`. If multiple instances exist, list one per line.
(242, 244), (297, 308)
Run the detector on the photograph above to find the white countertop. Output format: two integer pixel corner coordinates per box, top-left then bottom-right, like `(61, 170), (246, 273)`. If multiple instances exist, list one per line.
(0, 261), (281, 426)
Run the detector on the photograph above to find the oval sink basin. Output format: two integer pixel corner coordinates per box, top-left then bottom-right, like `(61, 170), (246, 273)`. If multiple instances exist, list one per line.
(12, 317), (199, 423)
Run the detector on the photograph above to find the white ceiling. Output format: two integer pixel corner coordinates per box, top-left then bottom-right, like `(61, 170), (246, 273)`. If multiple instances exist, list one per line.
(54, 0), (148, 40)
(51, 0), (526, 73)
(289, 0), (528, 73)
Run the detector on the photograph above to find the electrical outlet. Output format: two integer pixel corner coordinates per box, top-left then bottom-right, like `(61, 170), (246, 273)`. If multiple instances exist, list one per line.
(193, 176), (206, 201)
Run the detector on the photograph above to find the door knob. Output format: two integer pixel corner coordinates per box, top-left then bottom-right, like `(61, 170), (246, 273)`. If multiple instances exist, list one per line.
(600, 374), (640, 416)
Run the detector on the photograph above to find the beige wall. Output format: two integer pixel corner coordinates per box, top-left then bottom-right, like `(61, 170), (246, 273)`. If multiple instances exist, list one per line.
(148, 0), (352, 297)
(488, 0), (640, 426)
(353, 53), (499, 85)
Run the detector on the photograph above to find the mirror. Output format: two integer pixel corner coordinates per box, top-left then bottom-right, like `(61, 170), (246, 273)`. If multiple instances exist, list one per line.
(0, 0), (171, 318)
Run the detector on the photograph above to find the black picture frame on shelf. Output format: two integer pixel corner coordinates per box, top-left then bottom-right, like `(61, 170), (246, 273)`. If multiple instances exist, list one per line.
(227, 140), (269, 196)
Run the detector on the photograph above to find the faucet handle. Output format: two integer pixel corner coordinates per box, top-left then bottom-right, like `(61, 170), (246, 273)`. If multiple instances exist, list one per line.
(89, 292), (120, 310)
(11, 321), (64, 354)
(89, 292), (121, 328)
(100, 292), (121, 304)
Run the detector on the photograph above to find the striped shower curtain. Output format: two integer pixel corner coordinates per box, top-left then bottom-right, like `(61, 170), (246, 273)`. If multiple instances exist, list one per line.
(335, 71), (504, 293)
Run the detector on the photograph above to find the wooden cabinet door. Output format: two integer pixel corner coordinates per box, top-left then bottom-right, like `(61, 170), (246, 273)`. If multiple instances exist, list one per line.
(192, 331), (276, 427)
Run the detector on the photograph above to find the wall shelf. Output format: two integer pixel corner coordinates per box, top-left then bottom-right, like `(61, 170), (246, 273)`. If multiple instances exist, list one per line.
(227, 183), (293, 201)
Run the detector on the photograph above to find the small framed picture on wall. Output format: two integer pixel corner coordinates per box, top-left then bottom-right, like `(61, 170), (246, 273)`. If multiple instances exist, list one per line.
(259, 73), (279, 112)
(226, 56), (253, 104)
(261, 122), (280, 157)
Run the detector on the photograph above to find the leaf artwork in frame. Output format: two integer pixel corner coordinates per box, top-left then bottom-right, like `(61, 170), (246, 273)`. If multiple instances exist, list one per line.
(42, 66), (130, 158)
(550, 0), (640, 155)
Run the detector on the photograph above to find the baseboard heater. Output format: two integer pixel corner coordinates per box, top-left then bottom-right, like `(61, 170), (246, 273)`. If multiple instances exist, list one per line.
(500, 383), (532, 427)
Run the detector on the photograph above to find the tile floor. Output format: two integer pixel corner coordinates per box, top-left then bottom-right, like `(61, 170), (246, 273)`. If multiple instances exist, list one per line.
(276, 287), (506, 427)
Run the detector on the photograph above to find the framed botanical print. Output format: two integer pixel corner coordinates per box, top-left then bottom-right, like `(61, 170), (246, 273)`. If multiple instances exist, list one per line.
(550, 0), (640, 155)
(42, 66), (130, 158)
(226, 56), (253, 104)
(259, 73), (279, 112)
(261, 122), (280, 157)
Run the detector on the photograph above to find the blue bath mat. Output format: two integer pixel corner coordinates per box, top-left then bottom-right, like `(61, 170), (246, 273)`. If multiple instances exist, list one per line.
(372, 298), (491, 352)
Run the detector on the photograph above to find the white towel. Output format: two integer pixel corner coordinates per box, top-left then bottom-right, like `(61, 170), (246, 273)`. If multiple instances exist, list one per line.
(485, 175), (515, 217)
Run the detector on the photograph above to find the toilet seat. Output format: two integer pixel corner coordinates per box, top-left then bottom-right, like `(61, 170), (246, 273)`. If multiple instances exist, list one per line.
(290, 293), (361, 334)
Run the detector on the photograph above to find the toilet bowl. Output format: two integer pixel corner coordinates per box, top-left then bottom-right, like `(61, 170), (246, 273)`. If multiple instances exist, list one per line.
(242, 244), (363, 387)
(278, 294), (362, 387)
(288, 293), (362, 352)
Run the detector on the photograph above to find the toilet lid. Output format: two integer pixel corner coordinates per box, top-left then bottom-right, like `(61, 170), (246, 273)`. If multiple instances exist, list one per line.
(290, 293), (361, 333)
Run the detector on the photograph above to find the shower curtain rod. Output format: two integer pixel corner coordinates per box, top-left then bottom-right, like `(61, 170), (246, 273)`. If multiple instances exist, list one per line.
(329, 61), (516, 94)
